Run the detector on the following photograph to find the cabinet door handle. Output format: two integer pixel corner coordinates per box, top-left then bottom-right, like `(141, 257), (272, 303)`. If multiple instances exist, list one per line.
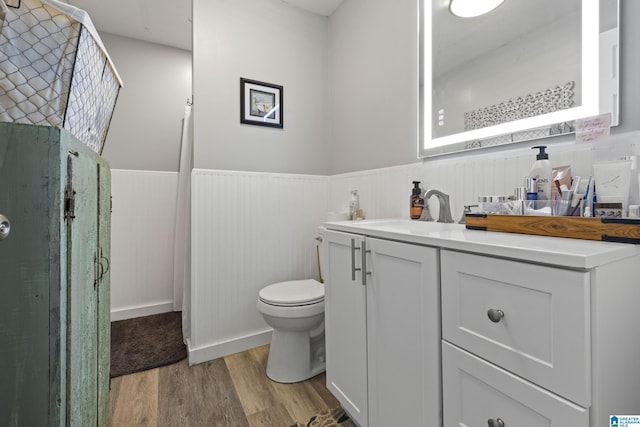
(98, 247), (110, 281)
(361, 240), (372, 286)
(487, 308), (505, 323)
(101, 254), (110, 278)
(0, 214), (10, 241)
(350, 238), (361, 281)
(488, 418), (505, 427)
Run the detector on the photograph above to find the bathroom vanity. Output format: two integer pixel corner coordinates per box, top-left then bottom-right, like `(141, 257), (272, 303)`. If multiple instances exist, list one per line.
(323, 219), (640, 427)
(323, 230), (440, 427)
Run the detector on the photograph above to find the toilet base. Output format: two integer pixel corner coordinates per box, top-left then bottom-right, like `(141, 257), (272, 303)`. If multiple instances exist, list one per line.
(266, 330), (325, 383)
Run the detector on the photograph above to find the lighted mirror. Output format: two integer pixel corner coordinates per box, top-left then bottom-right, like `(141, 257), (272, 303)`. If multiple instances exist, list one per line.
(419, 0), (619, 157)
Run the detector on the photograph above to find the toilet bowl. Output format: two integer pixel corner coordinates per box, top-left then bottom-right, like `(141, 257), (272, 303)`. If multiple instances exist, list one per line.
(257, 278), (326, 383)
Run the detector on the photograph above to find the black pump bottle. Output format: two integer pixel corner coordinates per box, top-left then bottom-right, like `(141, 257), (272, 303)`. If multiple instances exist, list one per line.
(410, 181), (424, 219)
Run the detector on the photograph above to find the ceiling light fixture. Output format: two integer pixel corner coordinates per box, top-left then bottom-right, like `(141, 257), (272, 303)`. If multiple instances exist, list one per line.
(449, 0), (505, 18)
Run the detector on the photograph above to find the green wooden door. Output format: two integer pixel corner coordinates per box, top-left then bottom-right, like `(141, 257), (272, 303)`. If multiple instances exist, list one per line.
(65, 142), (100, 426)
(0, 123), (109, 426)
(0, 124), (65, 427)
(96, 161), (111, 427)
(66, 137), (111, 427)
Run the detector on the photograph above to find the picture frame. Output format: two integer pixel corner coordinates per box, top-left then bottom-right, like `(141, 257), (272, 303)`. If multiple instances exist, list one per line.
(240, 78), (283, 128)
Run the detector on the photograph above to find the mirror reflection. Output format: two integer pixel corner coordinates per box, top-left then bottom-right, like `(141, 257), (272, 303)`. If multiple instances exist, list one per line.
(420, 0), (619, 157)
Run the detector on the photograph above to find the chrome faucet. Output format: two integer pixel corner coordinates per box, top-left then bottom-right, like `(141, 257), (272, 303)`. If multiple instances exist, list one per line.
(421, 189), (454, 223)
(458, 204), (479, 224)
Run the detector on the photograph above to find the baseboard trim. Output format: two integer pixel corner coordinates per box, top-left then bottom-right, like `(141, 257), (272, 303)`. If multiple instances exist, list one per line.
(110, 302), (175, 321)
(187, 330), (272, 365)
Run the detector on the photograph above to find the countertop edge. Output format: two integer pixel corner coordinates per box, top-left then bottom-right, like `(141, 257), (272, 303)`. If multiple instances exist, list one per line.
(324, 220), (640, 270)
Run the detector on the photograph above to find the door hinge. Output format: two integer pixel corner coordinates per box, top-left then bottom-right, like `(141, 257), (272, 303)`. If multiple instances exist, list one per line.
(64, 186), (76, 221)
(65, 150), (78, 222)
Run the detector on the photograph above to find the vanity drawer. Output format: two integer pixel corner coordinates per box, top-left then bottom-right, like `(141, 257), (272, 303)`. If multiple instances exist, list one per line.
(442, 342), (588, 427)
(441, 250), (590, 406)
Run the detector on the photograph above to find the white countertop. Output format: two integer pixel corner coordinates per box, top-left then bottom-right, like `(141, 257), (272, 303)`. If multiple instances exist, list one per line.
(324, 218), (640, 269)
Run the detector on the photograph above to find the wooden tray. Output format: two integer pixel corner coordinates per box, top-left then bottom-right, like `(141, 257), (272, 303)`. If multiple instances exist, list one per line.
(465, 213), (640, 244)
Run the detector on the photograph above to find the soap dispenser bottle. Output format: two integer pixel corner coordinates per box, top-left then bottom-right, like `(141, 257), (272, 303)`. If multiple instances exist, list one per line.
(410, 181), (424, 219)
(529, 146), (552, 202)
(349, 190), (360, 220)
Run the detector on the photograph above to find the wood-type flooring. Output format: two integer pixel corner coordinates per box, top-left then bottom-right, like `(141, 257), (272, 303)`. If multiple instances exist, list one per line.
(109, 345), (339, 427)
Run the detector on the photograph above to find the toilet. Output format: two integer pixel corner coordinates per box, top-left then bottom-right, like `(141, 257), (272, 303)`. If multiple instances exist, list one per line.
(257, 278), (326, 383)
(257, 228), (327, 383)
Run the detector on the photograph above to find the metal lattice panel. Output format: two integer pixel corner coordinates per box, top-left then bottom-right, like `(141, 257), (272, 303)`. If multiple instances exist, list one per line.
(0, 0), (121, 153)
(65, 27), (120, 153)
(0, 1), (80, 127)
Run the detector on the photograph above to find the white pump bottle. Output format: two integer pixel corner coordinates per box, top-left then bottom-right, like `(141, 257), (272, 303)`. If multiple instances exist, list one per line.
(529, 146), (552, 201)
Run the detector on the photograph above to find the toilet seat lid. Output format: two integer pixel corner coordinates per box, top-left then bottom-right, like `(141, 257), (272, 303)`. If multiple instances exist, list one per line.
(259, 279), (324, 306)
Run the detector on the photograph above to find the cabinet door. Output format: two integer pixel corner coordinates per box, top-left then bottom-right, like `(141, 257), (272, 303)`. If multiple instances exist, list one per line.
(367, 238), (441, 427)
(324, 230), (368, 427)
(66, 148), (100, 426)
(96, 162), (111, 427)
(442, 341), (588, 427)
(0, 125), (62, 427)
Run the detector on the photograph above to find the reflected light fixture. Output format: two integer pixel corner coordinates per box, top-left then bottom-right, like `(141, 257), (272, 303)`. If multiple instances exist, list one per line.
(449, 0), (505, 18)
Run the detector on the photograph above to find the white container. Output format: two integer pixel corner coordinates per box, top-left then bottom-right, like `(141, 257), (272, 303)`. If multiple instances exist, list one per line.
(528, 146), (552, 202)
(349, 190), (359, 220)
(593, 160), (632, 213)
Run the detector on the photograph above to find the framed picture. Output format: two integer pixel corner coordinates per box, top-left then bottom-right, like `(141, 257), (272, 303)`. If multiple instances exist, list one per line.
(240, 78), (283, 128)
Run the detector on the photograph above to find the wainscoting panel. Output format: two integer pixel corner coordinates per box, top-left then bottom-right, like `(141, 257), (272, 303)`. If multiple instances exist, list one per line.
(190, 169), (328, 362)
(328, 164), (411, 220)
(110, 170), (179, 321)
(182, 131), (640, 364)
(329, 133), (640, 224)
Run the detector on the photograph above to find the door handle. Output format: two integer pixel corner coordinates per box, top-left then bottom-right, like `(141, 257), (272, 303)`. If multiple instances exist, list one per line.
(361, 240), (371, 286)
(350, 238), (361, 281)
(0, 214), (10, 241)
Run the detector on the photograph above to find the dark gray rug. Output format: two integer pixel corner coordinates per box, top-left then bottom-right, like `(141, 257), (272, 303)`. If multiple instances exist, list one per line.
(110, 311), (187, 378)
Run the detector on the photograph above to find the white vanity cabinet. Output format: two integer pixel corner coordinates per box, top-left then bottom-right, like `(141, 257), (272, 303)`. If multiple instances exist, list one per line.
(325, 219), (640, 427)
(441, 249), (640, 427)
(323, 230), (441, 427)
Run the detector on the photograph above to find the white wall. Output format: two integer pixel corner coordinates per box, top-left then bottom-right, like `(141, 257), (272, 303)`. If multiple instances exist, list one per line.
(110, 170), (179, 321)
(327, 0), (419, 174)
(99, 34), (191, 320)
(100, 33), (192, 172)
(192, 0), (329, 175)
(189, 169), (328, 363)
(617, 0), (640, 133)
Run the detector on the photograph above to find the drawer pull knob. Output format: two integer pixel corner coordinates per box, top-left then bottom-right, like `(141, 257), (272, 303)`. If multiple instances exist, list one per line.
(488, 418), (505, 427)
(487, 309), (505, 323)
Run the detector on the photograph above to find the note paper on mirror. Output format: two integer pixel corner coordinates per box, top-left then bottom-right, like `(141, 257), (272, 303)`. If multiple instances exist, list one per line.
(575, 113), (611, 143)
